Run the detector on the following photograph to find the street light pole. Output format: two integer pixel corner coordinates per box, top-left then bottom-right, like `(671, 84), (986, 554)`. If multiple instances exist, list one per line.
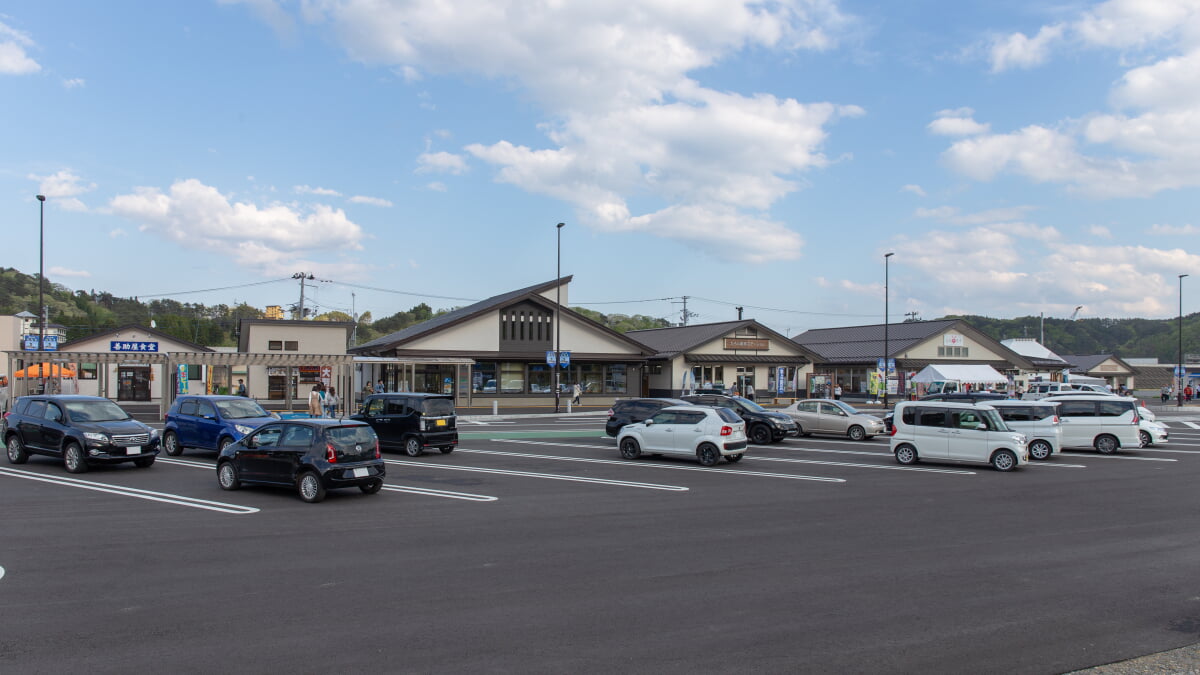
(37, 194), (46, 393)
(1180, 274), (1189, 407)
(555, 222), (565, 413)
(883, 252), (894, 409)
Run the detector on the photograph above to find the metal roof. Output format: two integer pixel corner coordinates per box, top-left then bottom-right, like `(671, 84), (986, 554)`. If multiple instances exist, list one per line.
(628, 320), (817, 362)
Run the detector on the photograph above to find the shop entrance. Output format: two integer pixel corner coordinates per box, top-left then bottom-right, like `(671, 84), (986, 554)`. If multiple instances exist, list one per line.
(117, 365), (151, 401)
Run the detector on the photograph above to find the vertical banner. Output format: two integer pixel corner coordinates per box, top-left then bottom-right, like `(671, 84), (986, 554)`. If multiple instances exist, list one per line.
(176, 364), (189, 394)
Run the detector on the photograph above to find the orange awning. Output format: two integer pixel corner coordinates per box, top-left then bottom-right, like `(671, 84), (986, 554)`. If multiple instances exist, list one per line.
(13, 363), (76, 378)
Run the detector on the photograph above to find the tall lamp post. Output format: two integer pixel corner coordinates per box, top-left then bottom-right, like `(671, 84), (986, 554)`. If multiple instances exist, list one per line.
(1180, 274), (1189, 407)
(883, 252), (894, 409)
(555, 222), (565, 413)
(36, 193), (46, 393)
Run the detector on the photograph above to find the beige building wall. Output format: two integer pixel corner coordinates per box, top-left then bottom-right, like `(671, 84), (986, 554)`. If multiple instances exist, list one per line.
(404, 314), (501, 351)
(60, 328), (210, 401)
(900, 331), (1009, 361)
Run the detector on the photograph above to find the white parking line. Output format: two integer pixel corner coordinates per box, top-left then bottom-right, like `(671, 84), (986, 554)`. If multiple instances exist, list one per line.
(385, 458), (691, 491)
(0, 467), (259, 514)
(1185, 422), (1200, 429)
(746, 455), (976, 474)
(1058, 453), (1177, 462)
(1126, 447), (1200, 455)
(469, 442), (846, 483)
(0, 566), (5, 582)
(381, 485), (498, 501)
(158, 458), (215, 469)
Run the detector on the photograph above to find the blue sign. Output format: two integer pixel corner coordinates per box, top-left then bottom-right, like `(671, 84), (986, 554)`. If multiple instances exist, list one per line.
(559, 351), (571, 368)
(776, 367), (786, 394)
(42, 335), (58, 351)
(1175, 366), (1188, 377)
(22, 335), (57, 351)
(22, 335), (39, 351)
(876, 358), (885, 372)
(886, 358), (895, 375)
(546, 350), (557, 366)
(111, 341), (159, 353)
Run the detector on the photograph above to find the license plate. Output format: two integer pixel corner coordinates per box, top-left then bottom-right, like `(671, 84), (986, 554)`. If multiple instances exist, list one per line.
(436, 419), (446, 426)
(352, 468), (369, 478)
(126, 447), (140, 455)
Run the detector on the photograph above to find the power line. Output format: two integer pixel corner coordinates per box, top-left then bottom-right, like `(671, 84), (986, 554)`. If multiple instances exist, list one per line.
(137, 278), (291, 299)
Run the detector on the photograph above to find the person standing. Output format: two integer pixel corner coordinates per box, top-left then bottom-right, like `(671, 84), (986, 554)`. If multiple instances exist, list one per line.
(1162, 385), (1171, 403)
(325, 386), (339, 417)
(834, 384), (842, 401)
(236, 378), (247, 397)
(374, 379), (385, 394)
(572, 382), (582, 405)
(308, 385), (323, 417)
(745, 383), (755, 401)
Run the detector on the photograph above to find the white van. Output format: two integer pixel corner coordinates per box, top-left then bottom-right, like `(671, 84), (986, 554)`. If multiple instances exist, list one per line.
(1041, 394), (1140, 454)
(985, 400), (1062, 460)
(1022, 382), (1076, 400)
(890, 401), (1029, 471)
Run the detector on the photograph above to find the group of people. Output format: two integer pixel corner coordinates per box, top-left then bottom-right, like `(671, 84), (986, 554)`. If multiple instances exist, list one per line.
(307, 383), (340, 417)
(1162, 384), (1194, 403)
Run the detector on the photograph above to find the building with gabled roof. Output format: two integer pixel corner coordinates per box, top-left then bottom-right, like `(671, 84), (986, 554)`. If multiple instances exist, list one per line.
(350, 277), (654, 404)
(627, 319), (819, 400)
(1059, 354), (1139, 390)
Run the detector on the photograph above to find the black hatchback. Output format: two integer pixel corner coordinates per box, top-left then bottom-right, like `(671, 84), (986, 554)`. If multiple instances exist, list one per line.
(3, 395), (160, 473)
(216, 419), (385, 503)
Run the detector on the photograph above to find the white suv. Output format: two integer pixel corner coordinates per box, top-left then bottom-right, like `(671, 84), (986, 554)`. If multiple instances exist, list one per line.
(617, 406), (747, 466)
(890, 401), (1029, 471)
(986, 400), (1062, 460)
(1042, 394), (1140, 454)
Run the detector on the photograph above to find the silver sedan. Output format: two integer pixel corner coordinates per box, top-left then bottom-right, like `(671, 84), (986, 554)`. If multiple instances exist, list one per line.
(780, 399), (886, 441)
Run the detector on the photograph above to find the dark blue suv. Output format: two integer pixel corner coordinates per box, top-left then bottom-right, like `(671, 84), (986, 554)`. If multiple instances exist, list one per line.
(163, 395), (277, 455)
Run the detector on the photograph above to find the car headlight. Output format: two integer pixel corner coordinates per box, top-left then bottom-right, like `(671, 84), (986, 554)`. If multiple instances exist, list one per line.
(83, 432), (109, 443)
(235, 424), (254, 435)
(149, 428), (160, 439)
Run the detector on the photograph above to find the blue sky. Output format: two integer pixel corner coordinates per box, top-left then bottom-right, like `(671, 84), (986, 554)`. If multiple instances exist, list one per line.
(2, 0), (1198, 335)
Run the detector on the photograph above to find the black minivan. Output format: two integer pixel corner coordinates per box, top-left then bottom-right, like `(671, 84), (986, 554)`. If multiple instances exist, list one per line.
(352, 393), (458, 456)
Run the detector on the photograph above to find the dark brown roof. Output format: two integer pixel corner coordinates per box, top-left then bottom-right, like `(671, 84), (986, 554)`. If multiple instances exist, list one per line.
(627, 320), (818, 362)
(1059, 354), (1138, 375)
(793, 319), (1036, 369)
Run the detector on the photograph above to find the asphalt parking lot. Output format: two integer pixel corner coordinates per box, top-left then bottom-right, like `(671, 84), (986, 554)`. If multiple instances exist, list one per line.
(3, 412), (1200, 673)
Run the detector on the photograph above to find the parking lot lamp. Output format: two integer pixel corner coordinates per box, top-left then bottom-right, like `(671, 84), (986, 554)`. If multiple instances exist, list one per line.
(37, 194), (46, 392)
(555, 222), (564, 413)
(1180, 274), (1189, 407)
(883, 252), (894, 409)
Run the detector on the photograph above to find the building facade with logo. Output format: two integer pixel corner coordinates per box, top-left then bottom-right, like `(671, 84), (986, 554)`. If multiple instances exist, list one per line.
(627, 320), (818, 400)
(55, 325), (215, 402)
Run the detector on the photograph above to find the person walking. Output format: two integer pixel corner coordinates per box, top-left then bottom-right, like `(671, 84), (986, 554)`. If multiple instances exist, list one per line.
(236, 379), (247, 397)
(572, 382), (582, 405)
(1187, 385), (1194, 402)
(745, 383), (755, 401)
(325, 386), (339, 417)
(1162, 385), (1171, 403)
(307, 385), (323, 417)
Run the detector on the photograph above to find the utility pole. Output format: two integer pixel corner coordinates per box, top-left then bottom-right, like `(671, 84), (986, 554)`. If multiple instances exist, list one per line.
(293, 272), (314, 319)
(736, 306), (744, 320)
(673, 296), (698, 326)
(351, 292), (358, 346)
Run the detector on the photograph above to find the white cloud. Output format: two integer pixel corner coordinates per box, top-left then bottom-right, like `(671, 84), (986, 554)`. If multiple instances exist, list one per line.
(0, 21), (40, 75)
(110, 179), (367, 276)
(62, 78), (85, 88)
(348, 195), (393, 207)
(29, 170), (97, 198)
(988, 24), (1064, 73)
(928, 108), (990, 136)
(294, 185), (342, 196)
(59, 198), (88, 212)
(1149, 223), (1200, 235)
(416, 151), (468, 175)
(275, 0), (860, 263)
(915, 204), (1035, 225)
(109, 228), (128, 238)
(424, 181), (447, 192)
(1089, 225), (1113, 238)
(49, 266), (91, 278)
(900, 184), (926, 197)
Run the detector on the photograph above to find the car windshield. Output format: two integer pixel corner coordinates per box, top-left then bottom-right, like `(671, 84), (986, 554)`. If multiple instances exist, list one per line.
(326, 425), (377, 449)
(214, 398), (271, 419)
(830, 400), (861, 415)
(63, 399), (131, 422)
(420, 398), (455, 416)
(980, 409), (1010, 432)
(730, 396), (766, 412)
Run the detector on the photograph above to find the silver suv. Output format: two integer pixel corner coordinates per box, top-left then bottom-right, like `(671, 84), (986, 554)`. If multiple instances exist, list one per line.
(617, 406), (748, 466)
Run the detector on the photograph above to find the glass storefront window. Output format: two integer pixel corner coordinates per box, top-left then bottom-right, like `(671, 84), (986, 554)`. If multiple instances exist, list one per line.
(605, 364), (627, 393)
(691, 365), (724, 388)
(499, 362), (525, 393)
(528, 364), (552, 393)
(577, 364), (602, 393)
(472, 362), (497, 393)
(415, 364), (457, 394)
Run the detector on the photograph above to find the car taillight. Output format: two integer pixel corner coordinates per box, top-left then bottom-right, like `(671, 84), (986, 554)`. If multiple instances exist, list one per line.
(374, 439), (381, 459)
(1053, 415), (1060, 424)
(1131, 413), (1139, 424)
(326, 443), (338, 463)
(606, 409), (615, 418)
(890, 424), (897, 436)
(720, 425), (733, 436)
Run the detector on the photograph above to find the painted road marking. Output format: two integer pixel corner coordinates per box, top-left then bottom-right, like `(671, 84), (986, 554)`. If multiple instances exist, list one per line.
(465, 443), (845, 483)
(385, 459), (690, 491)
(1058, 453), (1176, 462)
(381, 485), (498, 501)
(746, 455), (976, 474)
(1127, 447), (1200, 455)
(0, 467), (259, 514)
(158, 458), (215, 469)
(1186, 422), (1200, 429)
(0, 566), (5, 582)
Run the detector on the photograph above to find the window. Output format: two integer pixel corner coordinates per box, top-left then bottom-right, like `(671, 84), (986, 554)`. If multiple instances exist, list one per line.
(998, 406), (1031, 422)
(1030, 406), (1057, 421)
(187, 364), (202, 380)
(954, 411), (983, 429)
(916, 409), (946, 427)
(675, 411), (707, 425)
(366, 398), (387, 416)
(385, 398), (409, 415)
(1059, 401), (1096, 417)
(253, 426), (283, 447)
(796, 401), (819, 413)
(44, 402), (64, 423)
(604, 365), (627, 393)
(79, 362), (97, 380)
(280, 425), (314, 447)
(499, 363), (525, 393)
(180, 400), (198, 416)
(472, 363), (497, 393)
(937, 346), (970, 357)
(528, 364), (552, 393)
(818, 402), (844, 416)
(26, 400), (47, 418)
(1098, 401), (1133, 417)
(650, 411), (679, 424)
(196, 400), (216, 418)
(268, 340), (283, 351)
(284, 341), (298, 351)
(577, 364), (602, 393)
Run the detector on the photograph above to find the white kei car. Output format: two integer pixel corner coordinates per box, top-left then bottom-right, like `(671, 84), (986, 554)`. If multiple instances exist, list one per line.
(616, 406), (748, 466)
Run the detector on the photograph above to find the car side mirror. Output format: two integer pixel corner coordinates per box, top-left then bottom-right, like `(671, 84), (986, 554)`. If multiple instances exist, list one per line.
(976, 423), (988, 431)
(645, 419), (655, 426)
(243, 438), (256, 449)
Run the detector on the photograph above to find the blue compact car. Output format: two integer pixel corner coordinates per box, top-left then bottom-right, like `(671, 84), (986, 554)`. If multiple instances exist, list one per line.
(162, 395), (277, 455)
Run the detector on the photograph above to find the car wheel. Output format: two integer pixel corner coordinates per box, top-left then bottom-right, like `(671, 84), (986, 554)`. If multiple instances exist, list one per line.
(847, 425), (866, 441)
(359, 479), (383, 495)
(1095, 434), (1119, 454)
(749, 425), (772, 445)
(297, 471), (326, 503)
(894, 444), (918, 465)
(991, 449), (1018, 472)
(619, 438), (641, 460)
(439, 446), (454, 454)
(218, 437), (234, 453)
(1138, 430), (1152, 448)
(163, 431), (182, 456)
(134, 455), (155, 468)
(697, 443), (720, 467)
(725, 453), (743, 463)
(217, 461), (240, 490)
(794, 424), (808, 437)
(404, 437), (423, 457)
(1029, 440), (1053, 461)
(6, 434), (28, 464)
(64, 442), (88, 474)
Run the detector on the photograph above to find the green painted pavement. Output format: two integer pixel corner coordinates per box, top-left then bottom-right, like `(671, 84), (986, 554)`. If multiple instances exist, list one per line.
(459, 429), (607, 440)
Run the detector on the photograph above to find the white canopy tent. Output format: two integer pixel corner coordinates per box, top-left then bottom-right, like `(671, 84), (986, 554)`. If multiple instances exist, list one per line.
(911, 364), (1008, 385)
